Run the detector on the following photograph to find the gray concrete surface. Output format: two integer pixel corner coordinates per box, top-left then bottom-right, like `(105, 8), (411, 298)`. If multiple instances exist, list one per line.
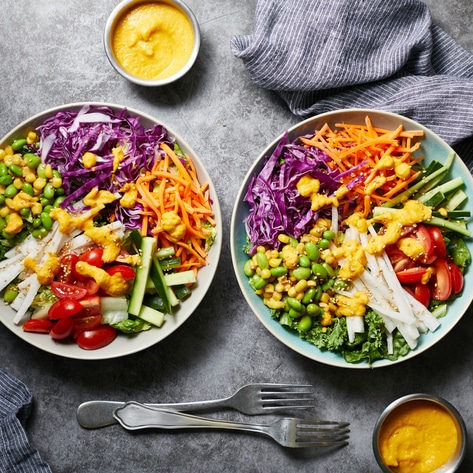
(0, 1), (472, 472)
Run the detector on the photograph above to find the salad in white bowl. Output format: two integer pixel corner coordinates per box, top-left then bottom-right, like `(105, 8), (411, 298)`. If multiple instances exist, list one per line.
(0, 103), (221, 359)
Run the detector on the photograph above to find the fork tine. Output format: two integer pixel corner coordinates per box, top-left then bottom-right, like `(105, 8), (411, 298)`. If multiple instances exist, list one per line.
(294, 439), (350, 448)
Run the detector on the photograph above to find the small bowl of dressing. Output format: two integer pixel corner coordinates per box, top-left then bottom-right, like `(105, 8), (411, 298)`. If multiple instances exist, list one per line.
(373, 394), (467, 473)
(104, 0), (200, 86)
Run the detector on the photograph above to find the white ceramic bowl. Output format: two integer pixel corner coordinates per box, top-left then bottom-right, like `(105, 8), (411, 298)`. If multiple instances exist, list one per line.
(373, 394), (467, 472)
(104, 0), (201, 86)
(230, 109), (473, 368)
(0, 102), (221, 360)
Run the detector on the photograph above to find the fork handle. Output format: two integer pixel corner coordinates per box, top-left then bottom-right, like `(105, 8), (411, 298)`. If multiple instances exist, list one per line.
(114, 402), (267, 436)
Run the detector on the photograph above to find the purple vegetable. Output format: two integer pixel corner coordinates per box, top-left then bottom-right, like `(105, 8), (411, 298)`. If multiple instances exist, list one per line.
(244, 132), (364, 253)
(38, 104), (174, 229)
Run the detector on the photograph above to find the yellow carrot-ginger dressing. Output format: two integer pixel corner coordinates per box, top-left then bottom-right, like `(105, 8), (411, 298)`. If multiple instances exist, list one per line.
(112, 2), (194, 80)
(379, 400), (458, 473)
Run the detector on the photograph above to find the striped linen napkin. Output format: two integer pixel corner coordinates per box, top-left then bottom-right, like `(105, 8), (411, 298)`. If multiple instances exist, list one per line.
(231, 0), (473, 164)
(0, 369), (52, 473)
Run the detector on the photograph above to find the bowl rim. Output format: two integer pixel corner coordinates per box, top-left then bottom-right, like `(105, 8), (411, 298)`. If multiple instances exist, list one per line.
(103, 0), (201, 87)
(0, 101), (222, 360)
(230, 108), (473, 369)
(372, 393), (467, 472)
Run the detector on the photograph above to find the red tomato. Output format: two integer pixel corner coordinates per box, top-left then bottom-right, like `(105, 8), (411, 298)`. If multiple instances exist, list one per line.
(50, 317), (75, 340)
(76, 295), (102, 317)
(414, 283), (431, 307)
(48, 299), (84, 320)
(73, 314), (103, 337)
(428, 226), (447, 260)
(449, 262), (464, 295)
(430, 259), (453, 301)
(76, 325), (117, 350)
(79, 248), (104, 267)
(51, 281), (88, 300)
(414, 225), (436, 264)
(386, 247), (415, 273)
(23, 319), (54, 333)
(106, 264), (136, 280)
(396, 267), (428, 284)
(57, 253), (80, 283)
(74, 277), (100, 295)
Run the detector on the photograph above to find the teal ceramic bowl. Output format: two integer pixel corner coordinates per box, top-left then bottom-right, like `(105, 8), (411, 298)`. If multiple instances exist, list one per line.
(230, 109), (473, 369)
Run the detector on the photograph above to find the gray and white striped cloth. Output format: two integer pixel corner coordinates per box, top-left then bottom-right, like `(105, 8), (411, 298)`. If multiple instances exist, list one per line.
(231, 0), (473, 166)
(1, 369), (52, 473)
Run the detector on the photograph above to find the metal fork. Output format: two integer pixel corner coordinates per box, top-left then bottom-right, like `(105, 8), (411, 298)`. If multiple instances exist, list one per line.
(114, 402), (350, 448)
(77, 383), (315, 429)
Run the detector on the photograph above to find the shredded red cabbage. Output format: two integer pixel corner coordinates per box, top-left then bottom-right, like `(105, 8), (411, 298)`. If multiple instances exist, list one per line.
(244, 132), (364, 253)
(38, 104), (174, 229)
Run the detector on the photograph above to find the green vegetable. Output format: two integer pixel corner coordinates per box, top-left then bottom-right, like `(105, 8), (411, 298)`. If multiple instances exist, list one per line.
(112, 318), (151, 334)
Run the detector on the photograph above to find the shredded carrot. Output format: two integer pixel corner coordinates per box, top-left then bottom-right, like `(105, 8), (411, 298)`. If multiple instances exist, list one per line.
(135, 143), (215, 272)
(300, 116), (425, 217)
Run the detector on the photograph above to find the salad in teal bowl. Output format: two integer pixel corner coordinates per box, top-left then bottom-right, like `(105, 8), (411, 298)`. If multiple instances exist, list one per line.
(0, 103), (221, 360)
(231, 109), (472, 368)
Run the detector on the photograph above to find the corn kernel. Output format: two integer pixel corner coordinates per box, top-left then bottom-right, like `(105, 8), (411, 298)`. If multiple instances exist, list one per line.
(51, 177), (63, 188)
(4, 145), (13, 156)
(44, 164), (53, 179)
(33, 178), (46, 191)
(260, 268), (271, 279)
(287, 287), (297, 298)
(25, 173), (36, 183)
(0, 149), (5, 161)
(278, 234), (290, 243)
(0, 207), (10, 218)
(12, 154), (22, 166)
(269, 258), (282, 268)
(320, 292), (330, 304)
(295, 280), (307, 292)
(4, 155), (14, 166)
(13, 178), (23, 190)
(31, 202), (42, 215)
(26, 131), (38, 145)
(272, 291), (282, 301)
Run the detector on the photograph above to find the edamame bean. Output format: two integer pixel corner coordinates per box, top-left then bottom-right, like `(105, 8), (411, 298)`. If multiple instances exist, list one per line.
(298, 254), (311, 268)
(244, 259), (255, 277)
(322, 262), (335, 278)
(0, 196), (5, 206)
(40, 211), (53, 230)
(8, 164), (23, 177)
(286, 296), (303, 312)
(55, 187), (65, 196)
(0, 162), (7, 176)
(4, 184), (18, 198)
(322, 279), (334, 291)
(318, 238), (330, 249)
(43, 183), (55, 200)
(32, 227), (49, 239)
(37, 163), (46, 178)
(298, 315), (312, 332)
(288, 308), (301, 318)
(11, 138), (27, 151)
(255, 251), (269, 270)
(22, 182), (34, 196)
(0, 175), (13, 186)
(19, 208), (30, 218)
(25, 153), (41, 169)
(323, 230), (336, 241)
(53, 196), (66, 207)
(292, 266), (311, 280)
(304, 242), (319, 261)
(32, 218), (42, 228)
(0, 217), (5, 231)
(3, 284), (19, 302)
(311, 263), (328, 280)
(251, 274), (268, 290)
(302, 287), (317, 305)
(270, 266), (287, 277)
(2, 229), (15, 240)
(306, 303), (322, 316)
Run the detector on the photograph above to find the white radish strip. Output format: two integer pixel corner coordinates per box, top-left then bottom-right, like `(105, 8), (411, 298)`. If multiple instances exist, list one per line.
(386, 331), (394, 354)
(396, 322), (419, 349)
(346, 316), (364, 343)
(404, 291), (440, 332)
(368, 301), (416, 324)
(0, 256), (24, 292)
(13, 276), (41, 324)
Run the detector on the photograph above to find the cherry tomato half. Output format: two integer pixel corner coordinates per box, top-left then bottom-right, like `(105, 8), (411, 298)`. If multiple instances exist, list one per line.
(51, 281), (88, 300)
(73, 314), (103, 338)
(50, 317), (75, 340)
(48, 299), (84, 320)
(23, 319), (54, 333)
(76, 325), (117, 350)
(106, 264), (136, 280)
(386, 247), (415, 273)
(74, 277), (100, 295)
(449, 262), (464, 295)
(413, 225), (436, 264)
(76, 295), (102, 318)
(79, 248), (104, 268)
(430, 259), (453, 301)
(57, 253), (80, 283)
(428, 226), (447, 260)
(396, 267), (428, 285)
(414, 283), (431, 308)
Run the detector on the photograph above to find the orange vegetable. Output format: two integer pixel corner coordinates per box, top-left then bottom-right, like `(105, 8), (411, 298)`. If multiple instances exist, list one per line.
(300, 116), (424, 218)
(135, 143), (215, 273)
